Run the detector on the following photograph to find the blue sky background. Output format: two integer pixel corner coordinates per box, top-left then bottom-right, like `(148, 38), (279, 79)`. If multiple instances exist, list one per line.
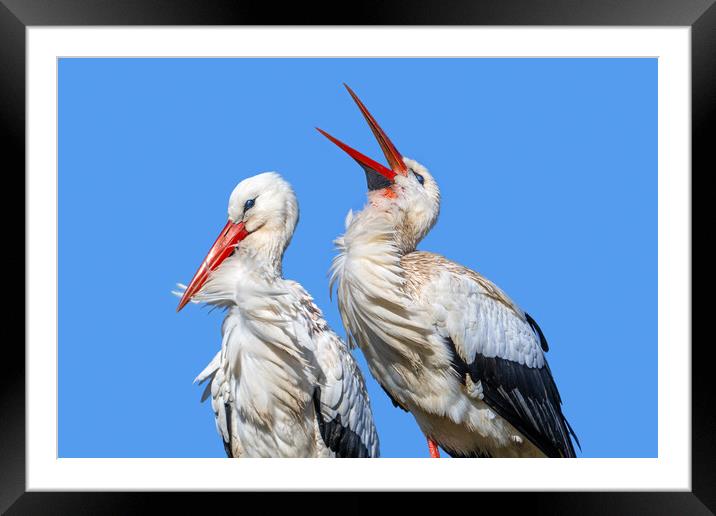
(58, 58), (657, 458)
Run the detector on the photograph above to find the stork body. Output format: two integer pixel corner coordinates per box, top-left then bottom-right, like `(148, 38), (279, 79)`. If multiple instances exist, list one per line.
(321, 87), (578, 458)
(178, 172), (379, 458)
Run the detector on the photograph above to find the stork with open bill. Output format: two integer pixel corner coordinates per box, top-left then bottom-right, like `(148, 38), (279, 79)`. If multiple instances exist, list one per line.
(319, 85), (579, 458)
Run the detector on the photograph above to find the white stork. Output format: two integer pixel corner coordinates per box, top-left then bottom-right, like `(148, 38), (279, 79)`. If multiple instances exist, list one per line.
(318, 85), (579, 458)
(176, 172), (379, 458)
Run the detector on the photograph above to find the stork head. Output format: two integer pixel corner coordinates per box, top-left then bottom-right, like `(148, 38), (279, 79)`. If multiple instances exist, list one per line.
(177, 172), (298, 311)
(317, 85), (440, 253)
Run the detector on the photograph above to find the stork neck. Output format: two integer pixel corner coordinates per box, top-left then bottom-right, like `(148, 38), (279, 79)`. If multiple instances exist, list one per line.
(345, 208), (414, 262)
(394, 218), (420, 255)
(360, 206), (419, 256)
(237, 230), (288, 277)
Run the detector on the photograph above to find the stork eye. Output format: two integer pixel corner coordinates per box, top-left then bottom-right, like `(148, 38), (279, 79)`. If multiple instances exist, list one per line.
(413, 170), (425, 186)
(244, 198), (256, 211)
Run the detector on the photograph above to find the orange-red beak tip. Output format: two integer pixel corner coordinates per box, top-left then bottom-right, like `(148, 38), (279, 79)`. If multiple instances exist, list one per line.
(177, 220), (248, 315)
(319, 85), (407, 184)
(342, 84), (407, 176)
(316, 126), (396, 182)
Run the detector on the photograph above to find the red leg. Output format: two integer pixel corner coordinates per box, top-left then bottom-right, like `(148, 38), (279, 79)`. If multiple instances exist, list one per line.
(427, 437), (441, 458)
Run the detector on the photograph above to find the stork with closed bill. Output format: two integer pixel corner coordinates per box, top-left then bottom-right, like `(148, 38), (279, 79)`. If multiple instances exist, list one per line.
(176, 172), (379, 458)
(319, 85), (579, 458)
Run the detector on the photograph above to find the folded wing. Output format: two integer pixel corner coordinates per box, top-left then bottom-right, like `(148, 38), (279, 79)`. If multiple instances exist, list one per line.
(405, 252), (578, 458)
(313, 332), (380, 458)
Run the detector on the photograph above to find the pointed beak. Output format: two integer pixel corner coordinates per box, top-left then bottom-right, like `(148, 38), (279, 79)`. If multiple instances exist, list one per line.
(343, 84), (407, 176)
(316, 127), (396, 190)
(317, 84), (408, 190)
(176, 220), (249, 312)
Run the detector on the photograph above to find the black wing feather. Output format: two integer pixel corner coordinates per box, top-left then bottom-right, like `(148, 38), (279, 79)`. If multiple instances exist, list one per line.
(445, 337), (578, 458)
(525, 312), (549, 352)
(313, 387), (370, 458)
(222, 402), (233, 458)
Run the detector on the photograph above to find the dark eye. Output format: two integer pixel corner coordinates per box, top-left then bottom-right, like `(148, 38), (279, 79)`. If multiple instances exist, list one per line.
(244, 198), (256, 211)
(413, 170), (425, 186)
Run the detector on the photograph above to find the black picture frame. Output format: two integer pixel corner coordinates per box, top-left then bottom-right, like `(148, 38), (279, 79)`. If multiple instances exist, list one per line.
(2, 1), (709, 513)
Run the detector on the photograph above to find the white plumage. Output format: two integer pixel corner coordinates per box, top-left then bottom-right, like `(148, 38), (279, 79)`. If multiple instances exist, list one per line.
(320, 86), (578, 458)
(177, 172), (379, 458)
